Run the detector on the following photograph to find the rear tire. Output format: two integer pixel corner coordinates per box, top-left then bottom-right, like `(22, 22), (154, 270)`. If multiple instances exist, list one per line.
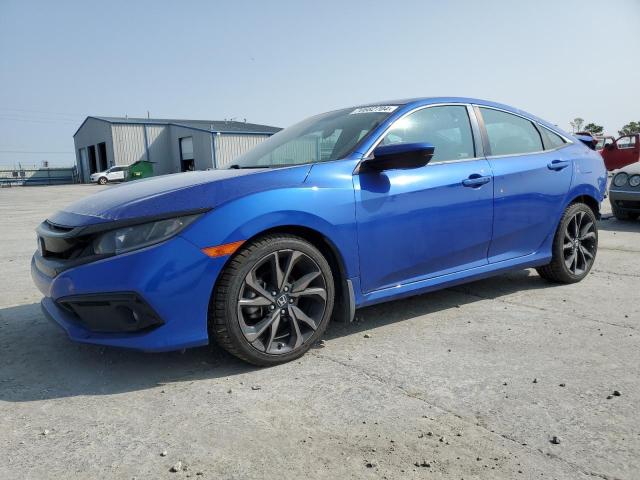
(536, 203), (598, 284)
(209, 234), (335, 366)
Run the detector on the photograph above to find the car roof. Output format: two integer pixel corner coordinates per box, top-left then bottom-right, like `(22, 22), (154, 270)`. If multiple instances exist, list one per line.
(354, 97), (567, 135)
(360, 96), (529, 114)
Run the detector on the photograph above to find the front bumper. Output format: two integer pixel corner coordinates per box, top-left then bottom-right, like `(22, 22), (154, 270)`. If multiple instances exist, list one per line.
(609, 189), (640, 212)
(31, 235), (227, 352)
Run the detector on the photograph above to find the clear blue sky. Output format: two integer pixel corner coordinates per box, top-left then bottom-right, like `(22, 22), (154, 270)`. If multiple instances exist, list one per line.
(1, 0), (639, 167)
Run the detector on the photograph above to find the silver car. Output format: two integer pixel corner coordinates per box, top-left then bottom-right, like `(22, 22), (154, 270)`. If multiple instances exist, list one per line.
(610, 162), (640, 220)
(90, 166), (127, 185)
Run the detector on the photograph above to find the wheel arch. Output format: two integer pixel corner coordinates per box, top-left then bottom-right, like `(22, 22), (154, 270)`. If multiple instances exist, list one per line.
(211, 224), (355, 325)
(568, 193), (601, 219)
(534, 187), (602, 262)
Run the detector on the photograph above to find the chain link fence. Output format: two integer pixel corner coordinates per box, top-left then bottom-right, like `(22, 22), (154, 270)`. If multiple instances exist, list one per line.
(0, 167), (79, 187)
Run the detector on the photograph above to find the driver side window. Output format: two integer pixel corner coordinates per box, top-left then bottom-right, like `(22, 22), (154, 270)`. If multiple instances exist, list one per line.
(617, 136), (637, 149)
(380, 105), (475, 162)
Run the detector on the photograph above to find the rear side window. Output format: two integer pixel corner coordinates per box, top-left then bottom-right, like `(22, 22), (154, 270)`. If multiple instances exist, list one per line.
(539, 127), (567, 150)
(480, 108), (543, 156)
(380, 105), (475, 162)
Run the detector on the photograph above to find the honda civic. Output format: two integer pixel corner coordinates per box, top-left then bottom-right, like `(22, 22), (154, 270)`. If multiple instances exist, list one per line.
(31, 97), (607, 365)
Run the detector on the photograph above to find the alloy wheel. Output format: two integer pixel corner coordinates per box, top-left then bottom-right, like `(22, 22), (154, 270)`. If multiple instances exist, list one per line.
(237, 249), (327, 355)
(563, 210), (596, 275)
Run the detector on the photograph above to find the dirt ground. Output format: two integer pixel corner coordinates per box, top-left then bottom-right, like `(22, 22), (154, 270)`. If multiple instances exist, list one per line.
(1, 184), (638, 479)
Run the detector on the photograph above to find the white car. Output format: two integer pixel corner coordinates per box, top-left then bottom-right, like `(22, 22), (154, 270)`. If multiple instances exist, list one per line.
(90, 166), (127, 185)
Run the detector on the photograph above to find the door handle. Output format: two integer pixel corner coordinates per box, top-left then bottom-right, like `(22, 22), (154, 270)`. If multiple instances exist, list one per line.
(462, 175), (491, 188)
(547, 159), (570, 171)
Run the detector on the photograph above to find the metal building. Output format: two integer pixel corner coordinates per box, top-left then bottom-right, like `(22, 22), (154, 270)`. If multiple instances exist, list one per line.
(73, 117), (280, 182)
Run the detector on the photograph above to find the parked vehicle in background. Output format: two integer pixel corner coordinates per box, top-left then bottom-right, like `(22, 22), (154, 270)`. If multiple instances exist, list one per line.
(90, 166), (127, 185)
(31, 97), (607, 366)
(609, 158), (640, 220)
(600, 133), (640, 171)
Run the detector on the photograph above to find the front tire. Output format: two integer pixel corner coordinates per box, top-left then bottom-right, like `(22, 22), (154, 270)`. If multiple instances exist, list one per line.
(536, 203), (598, 284)
(210, 234), (335, 366)
(98, 177), (108, 185)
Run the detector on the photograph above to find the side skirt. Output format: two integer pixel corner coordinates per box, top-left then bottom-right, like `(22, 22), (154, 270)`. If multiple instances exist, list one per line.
(355, 251), (551, 309)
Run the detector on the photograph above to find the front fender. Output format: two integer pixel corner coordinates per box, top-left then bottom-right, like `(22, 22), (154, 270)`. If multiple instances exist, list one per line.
(180, 163), (359, 278)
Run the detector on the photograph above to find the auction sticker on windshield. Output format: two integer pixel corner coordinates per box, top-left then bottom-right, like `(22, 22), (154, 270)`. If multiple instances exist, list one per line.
(350, 106), (398, 114)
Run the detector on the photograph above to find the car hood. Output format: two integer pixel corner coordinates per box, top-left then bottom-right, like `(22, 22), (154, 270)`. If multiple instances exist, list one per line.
(48, 166), (311, 227)
(614, 162), (640, 175)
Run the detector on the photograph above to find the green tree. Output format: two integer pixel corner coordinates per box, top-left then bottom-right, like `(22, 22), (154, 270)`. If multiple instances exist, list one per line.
(583, 123), (604, 135)
(619, 121), (640, 136)
(569, 117), (584, 133)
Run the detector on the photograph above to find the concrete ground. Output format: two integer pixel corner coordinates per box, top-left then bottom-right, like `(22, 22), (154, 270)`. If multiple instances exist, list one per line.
(0, 184), (638, 480)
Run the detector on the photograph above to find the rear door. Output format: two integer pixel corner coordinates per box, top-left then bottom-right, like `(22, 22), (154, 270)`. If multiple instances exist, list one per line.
(476, 106), (573, 263)
(354, 104), (494, 293)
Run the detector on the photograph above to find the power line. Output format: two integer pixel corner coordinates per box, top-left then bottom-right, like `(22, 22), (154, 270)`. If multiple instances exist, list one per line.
(0, 115), (79, 125)
(0, 106), (85, 118)
(0, 150), (73, 154)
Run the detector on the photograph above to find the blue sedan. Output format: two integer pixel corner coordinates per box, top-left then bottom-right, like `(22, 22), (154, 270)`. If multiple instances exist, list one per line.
(32, 97), (607, 365)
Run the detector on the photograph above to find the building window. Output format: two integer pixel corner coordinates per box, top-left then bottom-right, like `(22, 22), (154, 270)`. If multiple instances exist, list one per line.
(179, 137), (195, 171)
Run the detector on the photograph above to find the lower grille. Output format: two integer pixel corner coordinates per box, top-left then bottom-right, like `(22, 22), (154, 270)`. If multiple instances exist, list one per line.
(614, 200), (640, 211)
(57, 293), (164, 333)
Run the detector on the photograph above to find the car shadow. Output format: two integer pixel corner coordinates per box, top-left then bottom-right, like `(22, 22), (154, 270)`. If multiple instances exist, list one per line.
(325, 268), (554, 339)
(0, 302), (255, 403)
(597, 216), (640, 233)
(0, 269), (554, 403)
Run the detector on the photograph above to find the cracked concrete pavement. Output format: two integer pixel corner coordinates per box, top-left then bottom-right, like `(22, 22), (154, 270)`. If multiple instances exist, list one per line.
(1, 184), (638, 479)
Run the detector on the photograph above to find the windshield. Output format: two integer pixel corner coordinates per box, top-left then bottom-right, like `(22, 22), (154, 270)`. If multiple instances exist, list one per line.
(229, 106), (398, 168)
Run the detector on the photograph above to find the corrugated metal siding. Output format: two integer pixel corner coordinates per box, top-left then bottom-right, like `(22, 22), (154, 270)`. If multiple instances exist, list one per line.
(214, 134), (270, 168)
(112, 124), (146, 165)
(145, 125), (171, 174)
(145, 125), (165, 155)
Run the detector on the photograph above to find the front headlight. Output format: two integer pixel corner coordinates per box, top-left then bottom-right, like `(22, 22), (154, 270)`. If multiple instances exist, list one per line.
(613, 173), (628, 187)
(93, 214), (200, 255)
(629, 175), (640, 187)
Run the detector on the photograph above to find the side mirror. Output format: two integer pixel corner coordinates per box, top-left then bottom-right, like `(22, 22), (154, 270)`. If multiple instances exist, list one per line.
(361, 142), (435, 172)
(605, 143), (615, 151)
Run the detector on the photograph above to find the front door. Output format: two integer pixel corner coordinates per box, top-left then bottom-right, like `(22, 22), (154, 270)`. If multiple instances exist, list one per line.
(476, 106), (573, 263)
(601, 134), (640, 171)
(354, 104), (494, 293)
